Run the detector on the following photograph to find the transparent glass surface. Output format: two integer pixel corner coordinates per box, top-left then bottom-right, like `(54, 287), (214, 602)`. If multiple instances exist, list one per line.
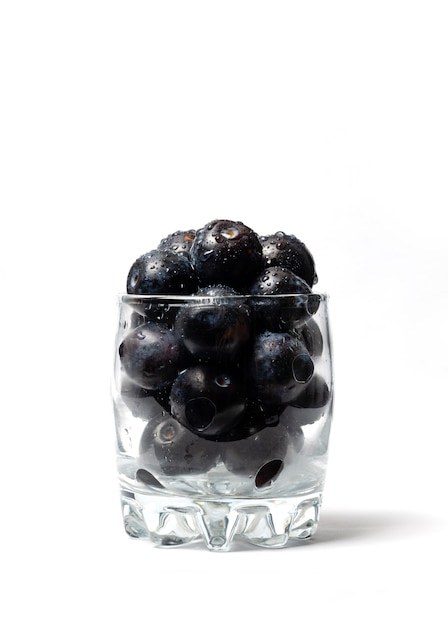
(112, 293), (333, 550)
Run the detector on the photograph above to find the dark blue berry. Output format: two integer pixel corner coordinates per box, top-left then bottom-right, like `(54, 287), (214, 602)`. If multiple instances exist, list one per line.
(174, 286), (251, 361)
(170, 364), (246, 439)
(119, 322), (185, 390)
(157, 229), (196, 257)
(280, 374), (331, 426)
(296, 317), (324, 357)
(249, 266), (312, 296)
(139, 416), (220, 476)
(222, 423), (289, 487)
(260, 231), (317, 288)
(126, 249), (198, 295)
(190, 219), (264, 290)
(249, 267), (320, 331)
(248, 330), (314, 405)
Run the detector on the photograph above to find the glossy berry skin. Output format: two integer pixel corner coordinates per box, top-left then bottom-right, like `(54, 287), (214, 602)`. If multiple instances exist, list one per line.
(222, 423), (290, 488)
(248, 331), (314, 406)
(249, 267), (320, 331)
(249, 266), (312, 296)
(138, 416), (220, 476)
(157, 229), (196, 257)
(296, 316), (324, 357)
(174, 286), (251, 361)
(280, 373), (331, 426)
(190, 219), (264, 290)
(126, 249), (198, 295)
(170, 364), (246, 439)
(260, 231), (317, 288)
(296, 373), (330, 409)
(119, 322), (185, 390)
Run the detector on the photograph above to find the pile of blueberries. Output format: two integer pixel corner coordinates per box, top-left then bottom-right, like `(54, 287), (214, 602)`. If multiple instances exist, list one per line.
(118, 219), (330, 488)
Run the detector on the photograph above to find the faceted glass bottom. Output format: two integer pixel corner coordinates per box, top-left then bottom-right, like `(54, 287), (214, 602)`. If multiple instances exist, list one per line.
(120, 488), (322, 551)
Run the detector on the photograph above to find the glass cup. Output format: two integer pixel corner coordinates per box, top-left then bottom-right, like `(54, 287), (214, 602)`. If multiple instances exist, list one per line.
(112, 292), (333, 550)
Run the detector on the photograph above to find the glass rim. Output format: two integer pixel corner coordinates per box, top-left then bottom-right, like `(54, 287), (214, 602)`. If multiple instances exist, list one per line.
(117, 292), (329, 303)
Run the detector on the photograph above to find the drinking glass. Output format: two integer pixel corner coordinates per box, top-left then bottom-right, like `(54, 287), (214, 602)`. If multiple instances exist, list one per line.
(112, 292), (333, 550)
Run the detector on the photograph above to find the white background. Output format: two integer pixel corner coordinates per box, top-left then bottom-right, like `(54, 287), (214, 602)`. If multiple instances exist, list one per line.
(1, 1), (447, 624)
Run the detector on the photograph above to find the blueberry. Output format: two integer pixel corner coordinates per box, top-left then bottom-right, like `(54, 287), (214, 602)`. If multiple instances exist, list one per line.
(157, 229), (196, 257)
(296, 373), (330, 409)
(222, 423), (289, 488)
(190, 219), (264, 290)
(260, 231), (317, 288)
(248, 330), (314, 405)
(119, 322), (186, 390)
(249, 267), (320, 331)
(280, 374), (331, 426)
(174, 286), (251, 361)
(126, 249), (198, 295)
(138, 416), (220, 476)
(296, 316), (324, 357)
(170, 364), (246, 439)
(249, 266), (313, 297)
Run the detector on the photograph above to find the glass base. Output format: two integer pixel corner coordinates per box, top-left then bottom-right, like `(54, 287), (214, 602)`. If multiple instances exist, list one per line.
(120, 488), (322, 551)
